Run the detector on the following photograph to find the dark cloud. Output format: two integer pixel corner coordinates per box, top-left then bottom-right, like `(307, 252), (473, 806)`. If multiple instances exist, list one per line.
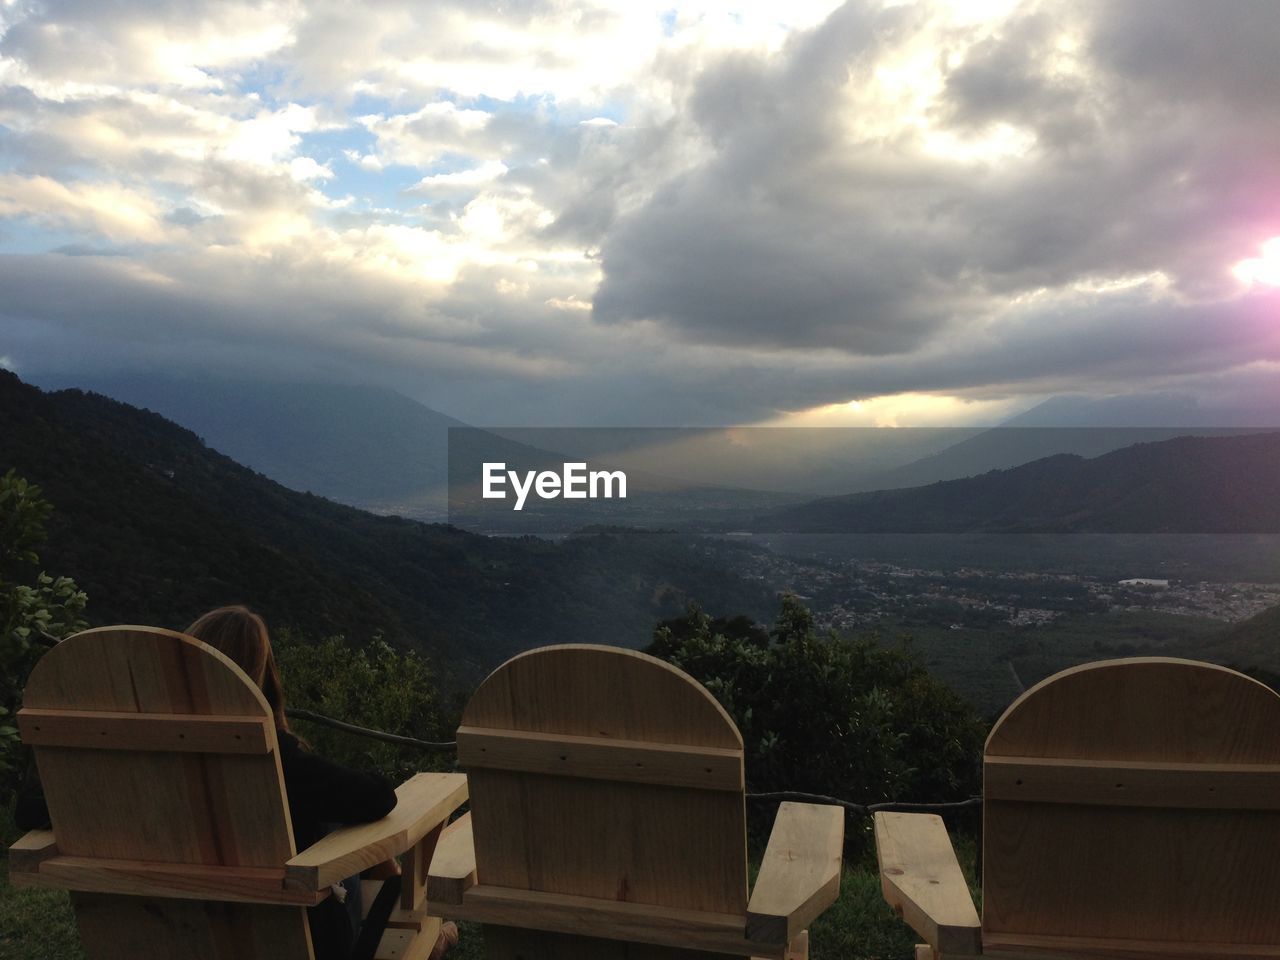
(593, 0), (1280, 373)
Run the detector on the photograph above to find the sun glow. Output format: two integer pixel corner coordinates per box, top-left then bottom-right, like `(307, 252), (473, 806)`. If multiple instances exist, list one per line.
(1233, 237), (1280, 287)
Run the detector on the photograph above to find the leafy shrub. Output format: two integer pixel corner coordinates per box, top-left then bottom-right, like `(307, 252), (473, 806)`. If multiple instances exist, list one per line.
(274, 630), (454, 783)
(0, 471), (88, 797)
(649, 596), (984, 847)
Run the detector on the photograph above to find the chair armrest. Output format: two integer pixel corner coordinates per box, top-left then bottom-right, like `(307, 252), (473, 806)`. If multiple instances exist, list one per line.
(425, 811), (476, 906)
(8, 830), (59, 879)
(285, 772), (467, 891)
(874, 812), (980, 956)
(746, 801), (844, 946)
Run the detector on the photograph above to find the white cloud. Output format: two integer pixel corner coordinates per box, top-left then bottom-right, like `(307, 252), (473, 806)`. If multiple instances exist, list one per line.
(1, 0), (1278, 425)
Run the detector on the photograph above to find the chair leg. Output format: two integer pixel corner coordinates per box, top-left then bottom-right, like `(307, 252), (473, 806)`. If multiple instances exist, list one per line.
(915, 946), (937, 960)
(786, 930), (809, 960)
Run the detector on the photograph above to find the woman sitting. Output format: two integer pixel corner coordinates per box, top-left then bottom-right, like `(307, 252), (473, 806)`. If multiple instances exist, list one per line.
(186, 606), (458, 960)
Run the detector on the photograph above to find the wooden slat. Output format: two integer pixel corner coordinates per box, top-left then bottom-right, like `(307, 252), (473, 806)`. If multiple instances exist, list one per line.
(745, 802), (843, 944)
(374, 918), (441, 960)
(70, 893), (315, 960)
(457, 725), (744, 792)
(875, 812), (980, 956)
(985, 756), (1280, 810)
(18, 707), (273, 755)
(24, 628), (298, 868)
(8, 830), (59, 875)
(981, 930), (1280, 959)
(401, 822), (443, 911)
(983, 658), (1280, 949)
(425, 812), (475, 906)
(445, 884), (783, 959)
(13, 854), (326, 905)
(286, 772), (467, 890)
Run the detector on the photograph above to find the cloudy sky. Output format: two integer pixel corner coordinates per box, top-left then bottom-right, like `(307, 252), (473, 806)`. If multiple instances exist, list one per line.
(1, 0), (1278, 426)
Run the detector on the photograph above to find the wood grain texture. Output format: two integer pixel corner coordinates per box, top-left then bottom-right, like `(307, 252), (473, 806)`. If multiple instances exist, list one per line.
(70, 892), (314, 960)
(447, 885), (782, 959)
(981, 931), (1280, 959)
(426, 812), (476, 905)
(374, 921), (441, 960)
(286, 772), (467, 890)
(457, 725), (744, 792)
(985, 756), (1280, 809)
(18, 855), (326, 904)
(462, 645), (748, 921)
(402, 822), (443, 911)
(983, 657), (1280, 951)
(18, 708), (272, 754)
(23, 626), (297, 867)
(746, 802), (843, 945)
(8, 829), (58, 874)
(874, 812), (980, 956)
(481, 925), (728, 960)
(18, 625), (313, 959)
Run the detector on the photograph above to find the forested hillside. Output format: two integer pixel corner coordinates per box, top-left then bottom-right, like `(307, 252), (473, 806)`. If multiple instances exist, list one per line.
(0, 372), (771, 682)
(762, 432), (1280, 533)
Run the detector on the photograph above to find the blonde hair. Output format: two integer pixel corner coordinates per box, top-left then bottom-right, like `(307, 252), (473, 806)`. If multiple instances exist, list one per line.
(186, 605), (291, 732)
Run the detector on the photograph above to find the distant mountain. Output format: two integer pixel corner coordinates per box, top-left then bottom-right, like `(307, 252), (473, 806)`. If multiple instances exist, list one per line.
(759, 432), (1280, 533)
(0, 372), (771, 681)
(1004, 393), (1280, 428)
(42, 376), (465, 515)
(839, 393), (1280, 494)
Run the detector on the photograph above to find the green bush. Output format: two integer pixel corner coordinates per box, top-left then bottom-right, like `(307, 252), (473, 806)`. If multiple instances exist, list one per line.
(274, 630), (454, 783)
(0, 471), (88, 799)
(649, 596), (984, 848)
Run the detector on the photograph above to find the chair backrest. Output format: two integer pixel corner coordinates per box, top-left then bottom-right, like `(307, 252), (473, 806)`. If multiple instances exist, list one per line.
(982, 657), (1280, 959)
(20, 625), (313, 960)
(457, 644), (748, 922)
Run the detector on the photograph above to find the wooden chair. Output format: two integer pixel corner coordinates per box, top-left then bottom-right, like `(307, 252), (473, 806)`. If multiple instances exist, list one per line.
(425, 643), (844, 959)
(874, 656), (1280, 960)
(6, 625), (468, 960)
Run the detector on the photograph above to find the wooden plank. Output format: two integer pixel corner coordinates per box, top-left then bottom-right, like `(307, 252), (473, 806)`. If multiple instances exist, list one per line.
(446, 884), (782, 958)
(985, 755), (1280, 809)
(286, 772), (467, 890)
(875, 812), (980, 956)
(374, 920), (440, 960)
(71, 893), (314, 960)
(981, 930), (1280, 959)
(913, 947), (935, 960)
(463, 645), (749, 919)
(7, 829), (58, 875)
(457, 725), (744, 792)
(401, 822), (443, 911)
(983, 657), (1280, 949)
(482, 927), (728, 960)
(24, 628), (298, 868)
(463, 645), (743, 750)
(425, 812), (475, 906)
(745, 802), (843, 945)
(15, 854), (326, 905)
(18, 707), (273, 754)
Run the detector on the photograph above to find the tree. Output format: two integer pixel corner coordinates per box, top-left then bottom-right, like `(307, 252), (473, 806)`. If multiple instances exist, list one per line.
(0, 470), (88, 794)
(649, 596), (985, 847)
(273, 629), (452, 783)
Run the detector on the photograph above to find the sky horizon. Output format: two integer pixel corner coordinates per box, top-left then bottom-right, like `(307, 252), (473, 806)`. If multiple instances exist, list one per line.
(1, 0), (1279, 427)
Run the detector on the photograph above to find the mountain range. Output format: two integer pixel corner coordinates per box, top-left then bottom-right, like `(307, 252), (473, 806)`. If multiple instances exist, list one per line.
(758, 432), (1280, 533)
(0, 372), (772, 682)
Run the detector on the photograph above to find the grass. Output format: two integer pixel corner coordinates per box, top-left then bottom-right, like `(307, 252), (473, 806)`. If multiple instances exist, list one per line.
(0, 835), (980, 960)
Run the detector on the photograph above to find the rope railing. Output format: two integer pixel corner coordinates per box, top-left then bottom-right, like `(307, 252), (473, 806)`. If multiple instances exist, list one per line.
(286, 707), (457, 751)
(285, 706), (983, 816)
